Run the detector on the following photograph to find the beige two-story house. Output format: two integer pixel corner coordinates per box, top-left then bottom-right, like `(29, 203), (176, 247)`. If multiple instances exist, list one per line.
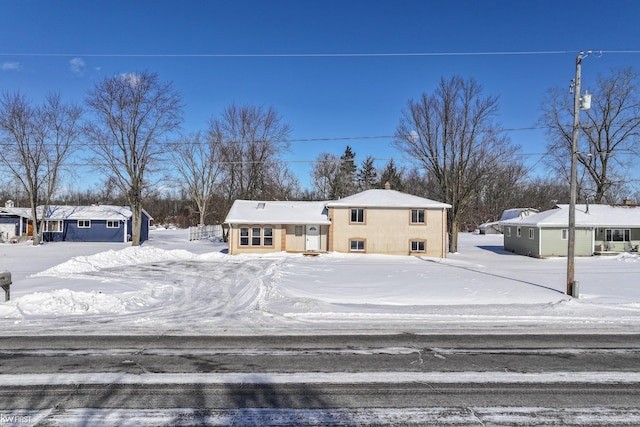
(225, 187), (451, 258)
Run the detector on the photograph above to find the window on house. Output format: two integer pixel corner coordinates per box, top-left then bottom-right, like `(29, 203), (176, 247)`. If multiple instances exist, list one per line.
(529, 228), (534, 239)
(294, 225), (303, 236)
(561, 229), (568, 240)
(251, 227), (261, 246)
(606, 229), (630, 242)
(43, 220), (63, 232)
(106, 220), (120, 228)
(517, 227), (521, 238)
(410, 240), (425, 252)
(240, 227), (249, 246)
(350, 239), (365, 252)
(350, 208), (365, 223)
(263, 227), (273, 246)
(506, 227), (511, 237)
(410, 209), (425, 224)
(77, 220), (91, 228)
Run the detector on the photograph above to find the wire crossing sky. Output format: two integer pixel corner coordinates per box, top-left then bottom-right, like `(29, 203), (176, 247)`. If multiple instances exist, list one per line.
(1, 0), (640, 190)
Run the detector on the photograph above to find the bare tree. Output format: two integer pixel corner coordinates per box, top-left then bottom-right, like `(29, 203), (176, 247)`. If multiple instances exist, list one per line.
(541, 67), (640, 203)
(209, 104), (292, 205)
(170, 131), (222, 225)
(394, 76), (519, 253)
(84, 71), (183, 245)
(0, 92), (82, 245)
(261, 158), (301, 200)
(311, 152), (340, 200)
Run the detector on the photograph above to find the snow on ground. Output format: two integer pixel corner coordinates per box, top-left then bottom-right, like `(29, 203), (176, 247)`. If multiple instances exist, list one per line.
(1, 228), (640, 335)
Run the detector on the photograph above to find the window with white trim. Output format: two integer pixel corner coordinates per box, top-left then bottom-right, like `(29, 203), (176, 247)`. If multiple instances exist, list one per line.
(506, 227), (511, 237)
(410, 209), (425, 224)
(78, 220), (91, 228)
(350, 208), (365, 224)
(251, 227), (261, 246)
(529, 228), (534, 239)
(263, 227), (273, 246)
(106, 220), (120, 228)
(350, 239), (365, 252)
(43, 220), (63, 233)
(240, 226), (274, 247)
(606, 229), (630, 242)
(240, 227), (249, 246)
(410, 240), (425, 252)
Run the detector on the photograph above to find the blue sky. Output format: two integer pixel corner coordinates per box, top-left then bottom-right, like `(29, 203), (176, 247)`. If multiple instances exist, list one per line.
(1, 0), (640, 191)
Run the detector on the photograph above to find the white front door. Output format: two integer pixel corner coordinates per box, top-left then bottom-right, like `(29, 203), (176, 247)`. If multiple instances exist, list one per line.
(305, 225), (320, 251)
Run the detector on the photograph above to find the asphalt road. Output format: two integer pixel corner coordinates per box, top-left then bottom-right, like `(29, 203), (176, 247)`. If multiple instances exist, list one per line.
(1, 334), (639, 426)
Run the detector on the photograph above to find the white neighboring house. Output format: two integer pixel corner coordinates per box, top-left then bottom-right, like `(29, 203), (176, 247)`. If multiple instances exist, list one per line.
(478, 208), (539, 235)
(501, 203), (640, 258)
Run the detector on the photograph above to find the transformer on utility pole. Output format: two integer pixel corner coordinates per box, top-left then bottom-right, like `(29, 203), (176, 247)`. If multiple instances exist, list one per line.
(567, 51), (592, 297)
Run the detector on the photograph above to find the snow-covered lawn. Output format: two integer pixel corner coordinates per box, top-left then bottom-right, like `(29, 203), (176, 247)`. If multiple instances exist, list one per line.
(1, 229), (639, 335)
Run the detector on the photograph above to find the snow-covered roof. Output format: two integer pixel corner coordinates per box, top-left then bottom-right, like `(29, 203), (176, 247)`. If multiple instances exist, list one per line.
(325, 189), (451, 209)
(1, 205), (154, 221)
(42, 205), (152, 221)
(499, 208), (539, 221)
(0, 206), (32, 218)
(479, 208), (539, 230)
(501, 204), (640, 228)
(225, 200), (331, 225)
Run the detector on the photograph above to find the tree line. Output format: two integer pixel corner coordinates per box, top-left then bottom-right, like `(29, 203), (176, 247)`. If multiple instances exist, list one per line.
(1, 70), (639, 251)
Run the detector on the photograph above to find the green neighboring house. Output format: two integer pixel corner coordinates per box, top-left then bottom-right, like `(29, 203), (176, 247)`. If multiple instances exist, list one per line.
(501, 203), (640, 258)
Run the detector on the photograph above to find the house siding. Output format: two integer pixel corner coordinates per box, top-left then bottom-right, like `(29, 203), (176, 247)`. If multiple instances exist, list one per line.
(43, 212), (150, 243)
(329, 206), (447, 257)
(45, 219), (124, 242)
(540, 227), (592, 257)
(505, 225), (593, 257)
(504, 226), (540, 257)
(228, 224), (330, 255)
(227, 224), (283, 255)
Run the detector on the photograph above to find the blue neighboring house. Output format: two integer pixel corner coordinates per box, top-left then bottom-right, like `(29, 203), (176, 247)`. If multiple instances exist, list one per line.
(40, 205), (153, 243)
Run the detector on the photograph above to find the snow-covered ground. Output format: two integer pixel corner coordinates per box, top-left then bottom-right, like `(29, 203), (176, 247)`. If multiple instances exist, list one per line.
(1, 229), (639, 335)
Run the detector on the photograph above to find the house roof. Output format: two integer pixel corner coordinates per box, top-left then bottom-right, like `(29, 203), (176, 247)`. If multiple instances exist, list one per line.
(0, 205), (153, 221)
(225, 200), (331, 225)
(0, 206), (32, 218)
(501, 204), (640, 228)
(42, 205), (153, 221)
(325, 189), (452, 209)
(499, 208), (539, 221)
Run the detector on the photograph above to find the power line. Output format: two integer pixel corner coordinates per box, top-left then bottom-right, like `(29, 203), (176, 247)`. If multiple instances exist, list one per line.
(0, 50), (621, 59)
(3, 49), (640, 59)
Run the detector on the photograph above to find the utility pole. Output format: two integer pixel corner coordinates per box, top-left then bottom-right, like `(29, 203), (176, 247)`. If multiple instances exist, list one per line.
(567, 51), (592, 297)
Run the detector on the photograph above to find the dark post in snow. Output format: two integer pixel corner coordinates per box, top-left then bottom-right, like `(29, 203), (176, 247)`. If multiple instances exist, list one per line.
(567, 51), (592, 297)
(0, 271), (11, 301)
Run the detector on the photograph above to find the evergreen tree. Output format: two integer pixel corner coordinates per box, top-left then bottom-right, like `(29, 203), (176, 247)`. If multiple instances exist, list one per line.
(331, 146), (357, 198)
(357, 156), (378, 191)
(379, 159), (405, 192)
